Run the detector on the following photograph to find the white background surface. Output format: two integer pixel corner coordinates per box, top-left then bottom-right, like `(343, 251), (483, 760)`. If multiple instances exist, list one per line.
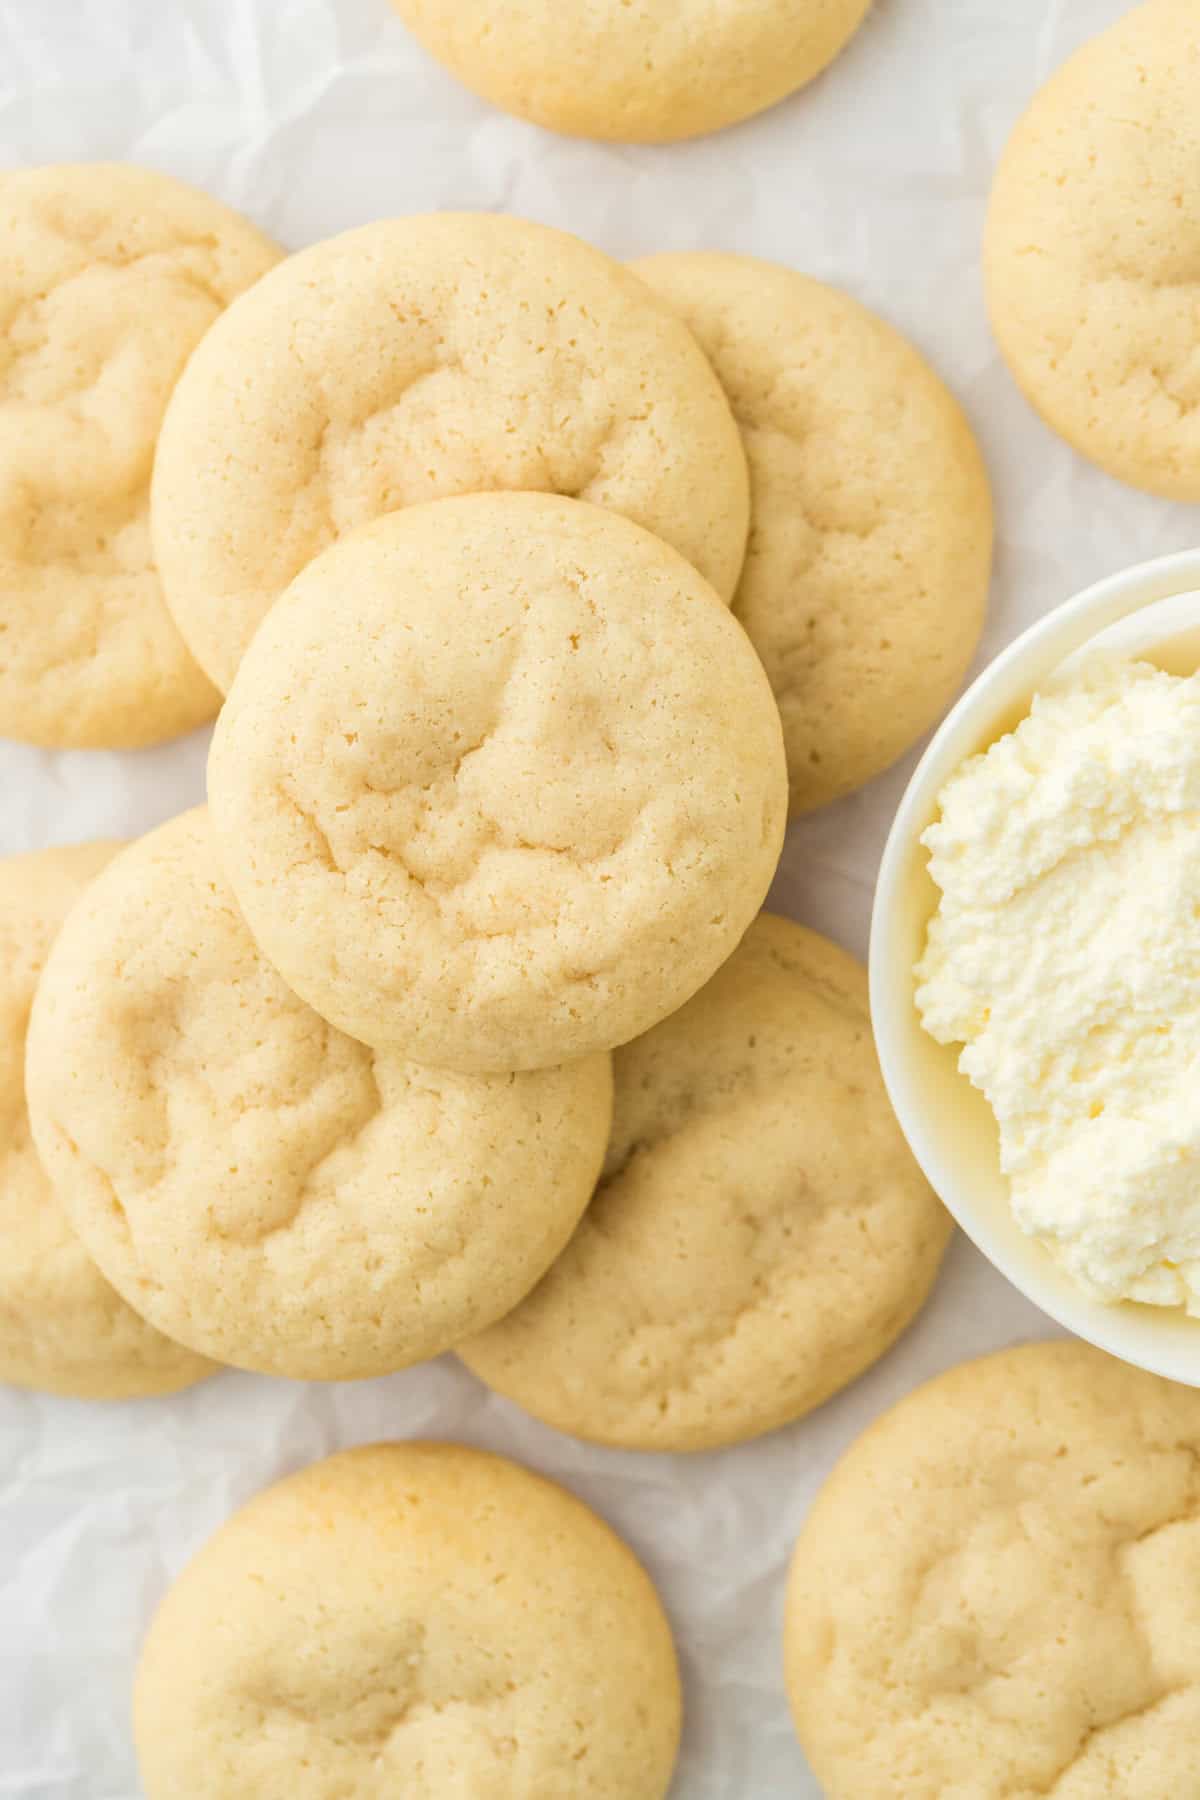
(1, 1), (1197, 1795)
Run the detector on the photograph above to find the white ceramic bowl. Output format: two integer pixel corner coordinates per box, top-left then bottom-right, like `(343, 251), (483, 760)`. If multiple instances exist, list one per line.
(871, 548), (1200, 1385)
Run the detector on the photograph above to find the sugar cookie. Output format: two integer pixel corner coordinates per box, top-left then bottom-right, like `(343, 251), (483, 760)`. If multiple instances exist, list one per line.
(25, 809), (612, 1380)
(986, 0), (1200, 499)
(785, 1340), (1200, 1799)
(632, 252), (993, 812)
(392, 0), (872, 143)
(0, 843), (212, 1399)
(461, 914), (951, 1450)
(134, 1441), (681, 1799)
(208, 494), (787, 1074)
(151, 211), (750, 691)
(0, 163), (280, 747)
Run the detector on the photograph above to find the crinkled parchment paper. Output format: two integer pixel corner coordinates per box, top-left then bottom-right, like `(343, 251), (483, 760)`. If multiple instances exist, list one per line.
(1, 2), (1193, 1793)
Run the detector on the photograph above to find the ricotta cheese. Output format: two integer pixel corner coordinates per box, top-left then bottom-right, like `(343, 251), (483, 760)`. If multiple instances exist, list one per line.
(916, 655), (1200, 1313)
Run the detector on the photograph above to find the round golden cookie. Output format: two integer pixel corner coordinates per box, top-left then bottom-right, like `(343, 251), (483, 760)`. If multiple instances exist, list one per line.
(785, 1340), (1200, 1799)
(985, 0), (1200, 500)
(391, 0), (871, 143)
(151, 211), (750, 692)
(208, 493), (788, 1075)
(460, 914), (951, 1450)
(24, 809), (612, 1381)
(0, 163), (280, 748)
(134, 1441), (682, 1799)
(631, 252), (994, 813)
(0, 842), (212, 1399)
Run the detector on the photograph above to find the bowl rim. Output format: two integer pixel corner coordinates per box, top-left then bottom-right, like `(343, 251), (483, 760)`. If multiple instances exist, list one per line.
(870, 546), (1200, 1385)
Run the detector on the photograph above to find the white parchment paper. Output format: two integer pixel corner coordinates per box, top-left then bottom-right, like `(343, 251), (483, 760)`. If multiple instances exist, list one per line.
(1, 2), (1196, 1793)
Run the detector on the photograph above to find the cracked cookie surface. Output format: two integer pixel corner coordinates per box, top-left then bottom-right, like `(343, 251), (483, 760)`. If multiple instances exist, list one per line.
(391, 0), (871, 144)
(632, 252), (993, 813)
(24, 809), (612, 1379)
(0, 842), (212, 1398)
(151, 211), (749, 692)
(460, 914), (950, 1450)
(0, 163), (280, 747)
(985, 0), (1200, 500)
(208, 493), (787, 1074)
(785, 1339), (1200, 1799)
(134, 1441), (681, 1799)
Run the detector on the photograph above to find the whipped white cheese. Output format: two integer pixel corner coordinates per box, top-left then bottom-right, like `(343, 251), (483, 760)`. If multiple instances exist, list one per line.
(916, 655), (1200, 1313)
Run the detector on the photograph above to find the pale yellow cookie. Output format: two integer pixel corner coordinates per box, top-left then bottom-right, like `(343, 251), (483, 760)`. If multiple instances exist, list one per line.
(632, 253), (994, 813)
(208, 493), (787, 1075)
(134, 1441), (682, 1799)
(151, 212), (750, 692)
(392, 0), (872, 143)
(785, 1340), (1200, 1799)
(0, 843), (211, 1399)
(0, 163), (281, 747)
(985, 0), (1200, 500)
(24, 809), (612, 1380)
(460, 914), (951, 1451)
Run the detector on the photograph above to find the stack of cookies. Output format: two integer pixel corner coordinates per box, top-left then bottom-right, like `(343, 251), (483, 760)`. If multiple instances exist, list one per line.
(2, 159), (995, 1797)
(3, 162), (992, 1412)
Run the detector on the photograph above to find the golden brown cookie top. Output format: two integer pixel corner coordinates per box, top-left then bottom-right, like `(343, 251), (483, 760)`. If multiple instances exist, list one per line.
(208, 493), (787, 1073)
(986, 0), (1200, 499)
(634, 251), (993, 813)
(0, 840), (212, 1398)
(392, 0), (872, 143)
(786, 1339), (1200, 1797)
(134, 1441), (682, 1799)
(25, 808), (612, 1380)
(0, 162), (280, 747)
(461, 914), (951, 1449)
(152, 210), (750, 690)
